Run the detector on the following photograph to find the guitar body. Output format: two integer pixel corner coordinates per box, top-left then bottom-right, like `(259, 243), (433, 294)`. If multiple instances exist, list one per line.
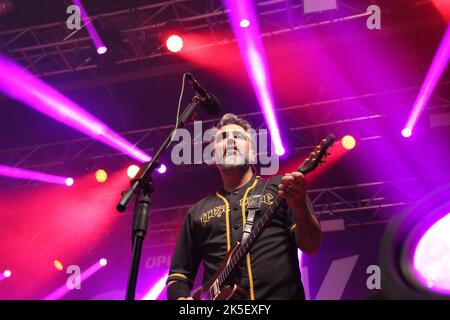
(193, 242), (247, 300)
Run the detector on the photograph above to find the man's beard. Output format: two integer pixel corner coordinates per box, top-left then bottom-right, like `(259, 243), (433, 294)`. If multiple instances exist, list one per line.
(217, 152), (250, 172)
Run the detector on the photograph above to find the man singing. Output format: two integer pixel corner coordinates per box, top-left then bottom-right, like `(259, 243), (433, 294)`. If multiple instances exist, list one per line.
(166, 113), (321, 300)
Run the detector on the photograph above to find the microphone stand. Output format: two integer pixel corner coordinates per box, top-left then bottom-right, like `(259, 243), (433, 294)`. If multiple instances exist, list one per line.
(117, 96), (202, 300)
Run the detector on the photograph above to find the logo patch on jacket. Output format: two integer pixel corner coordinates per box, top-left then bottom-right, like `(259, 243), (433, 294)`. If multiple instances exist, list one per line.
(200, 205), (226, 227)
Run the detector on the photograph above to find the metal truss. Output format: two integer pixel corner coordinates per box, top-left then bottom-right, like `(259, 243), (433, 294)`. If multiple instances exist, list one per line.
(1, 174), (446, 256)
(0, 0), (448, 253)
(0, 0), (433, 78)
(1, 79), (449, 182)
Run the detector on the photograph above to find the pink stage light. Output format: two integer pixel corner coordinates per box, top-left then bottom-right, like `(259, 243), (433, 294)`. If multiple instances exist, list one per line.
(127, 165), (140, 179)
(157, 164), (167, 174)
(224, 0), (285, 156)
(432, 0), (450, 21)
(239, 19), (250, 28)
(99, 258), (108, 267)
(413, 213), (450, 294)
(65, 177), (74, 186)
(0, 164), (73, 186)
(298, 249), (303, 267)
(72, 0), (107, 55)
(127, 163), (165, 178)
(142, 273), (168, 300)
(403, 25), (450, 137)
(43, 258), (107, 300)
(0, 55), (165, 169)
(0, 269), (12, 281)
(97, 46), (108, 55)
(401, 128), (412, 138)
(166, 35), (183, 53)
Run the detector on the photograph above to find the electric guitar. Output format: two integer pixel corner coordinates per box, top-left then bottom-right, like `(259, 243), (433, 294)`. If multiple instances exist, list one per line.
(193, 134), (336, 300)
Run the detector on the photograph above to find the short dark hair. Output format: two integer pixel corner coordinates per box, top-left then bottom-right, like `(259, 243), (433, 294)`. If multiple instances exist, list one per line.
(215, 113), (252, 131)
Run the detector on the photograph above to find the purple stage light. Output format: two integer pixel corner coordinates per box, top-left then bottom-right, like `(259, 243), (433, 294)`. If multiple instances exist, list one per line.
(72, 0), (107, 55)
(0, 164), (73, 186)
(413, 212), (450, 294)
(401, 128), (412, 138)
(0, 269), (11, 281)
(97, 46), (108, 55)
(0, 56), (166, 171)
(157, 164), (167, 174)
(240, 19), (250, 28)
(298, 249), (303, 267)
(142, 273), (168, 300)
(403, 25), (450, 137)
(43, 259), (105, 300)
(65, 177), (74, 186)
(99, 258), (108, 267)
(224, 0), (285, 155)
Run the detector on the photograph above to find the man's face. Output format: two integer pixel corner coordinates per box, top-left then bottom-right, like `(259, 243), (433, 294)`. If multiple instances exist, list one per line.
(213, 124), (253, 171)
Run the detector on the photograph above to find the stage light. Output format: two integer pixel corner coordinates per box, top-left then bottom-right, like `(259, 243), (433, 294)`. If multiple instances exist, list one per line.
(413, 213), (450, 294)
(298, 249), (303, 267)
(403, 25), (450, 138)
(99, 258), (108, 267)
(3, 270), (11, 278)
(65, 177), (74, 187)
(341, 135), (356, 150)
(97, 46), (108, 55)
(127, 163), (166, 178)
(380, 184), (450, 298)
(157, 164), (167, 174)
(95, 169), (108, 183)
(127, 165), (140, 179)
(54, 260), (64, 271)
(432, 0), (450, 21)
(0, 164), (74, 186)
(142, 273), (168, 300)
(224, 0), (285, 156)
(166, 35), (183, 53)
(240, 19), (250, 28)
(401, 128), (412, 138)
(72, 0), (107, 56)
(0, 56), (153, 163)
(44, 258), (107, 300)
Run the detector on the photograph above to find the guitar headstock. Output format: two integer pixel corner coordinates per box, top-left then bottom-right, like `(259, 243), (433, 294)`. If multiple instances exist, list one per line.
(298, 134), (336, 175)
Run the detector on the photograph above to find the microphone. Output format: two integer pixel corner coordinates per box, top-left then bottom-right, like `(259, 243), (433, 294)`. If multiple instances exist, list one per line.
(185, 73), (220, 115)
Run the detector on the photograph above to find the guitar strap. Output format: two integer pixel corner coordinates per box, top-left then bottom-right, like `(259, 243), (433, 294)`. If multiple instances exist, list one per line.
(240, 176), (270, 244)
